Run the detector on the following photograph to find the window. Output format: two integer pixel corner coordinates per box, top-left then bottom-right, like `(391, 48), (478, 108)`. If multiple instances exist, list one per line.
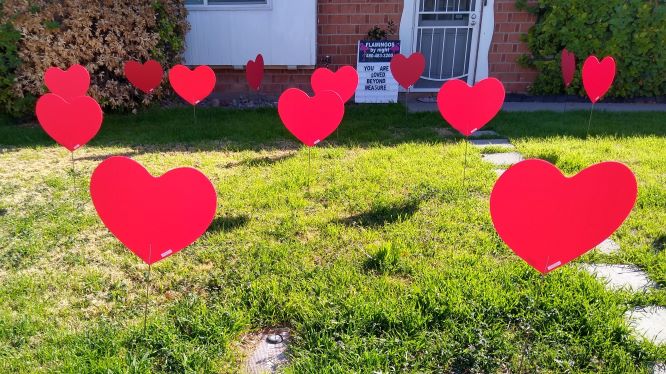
(185, 0), (271, 10)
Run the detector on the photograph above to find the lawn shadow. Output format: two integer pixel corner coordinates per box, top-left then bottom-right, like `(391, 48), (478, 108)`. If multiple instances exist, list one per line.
(652, 235), (666, 254)
(225, 153), (295, 168)
(0, 208), (6, 216)
(208, 214), (250, 233)
(336, 200), (419, 228)
(76, 150), (146, 162)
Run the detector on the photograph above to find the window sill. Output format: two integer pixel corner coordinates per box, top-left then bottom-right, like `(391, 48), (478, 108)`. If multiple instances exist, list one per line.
(186, 3), (272, 11)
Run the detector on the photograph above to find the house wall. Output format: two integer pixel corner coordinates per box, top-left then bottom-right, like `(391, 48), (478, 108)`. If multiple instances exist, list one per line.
(317, 0), (404, 68)
(488, 0), (538, 93)
(184, 0), (317, 66)
(210, 0), (404, 97)
(202, 0), (537, 98)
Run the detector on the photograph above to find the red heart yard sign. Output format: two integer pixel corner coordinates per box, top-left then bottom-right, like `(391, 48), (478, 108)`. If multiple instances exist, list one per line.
(390, 53), (426, 89)
(490, 159), (637, 274)
(246, 54), (264, 91)
(169, 65), (216, 105)
(278, 88), (345, 147)
(311, 66), (359, 103)
(90, 156), (217, 265)
(561, 49), (576, 88)
(35, 94), (103, 151)
(437, 78), (506, 137)
(44, 65), (90, 100)
(124, 60), (164, 94)
(582, 56), (616, 104)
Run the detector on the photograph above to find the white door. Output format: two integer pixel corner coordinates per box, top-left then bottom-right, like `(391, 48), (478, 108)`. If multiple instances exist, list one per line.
(411, 0), (483, 91)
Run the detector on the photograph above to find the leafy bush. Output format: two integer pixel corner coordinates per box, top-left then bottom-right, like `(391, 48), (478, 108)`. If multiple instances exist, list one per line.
(517, 0), (666, 98)
(0, 0), (189, 117)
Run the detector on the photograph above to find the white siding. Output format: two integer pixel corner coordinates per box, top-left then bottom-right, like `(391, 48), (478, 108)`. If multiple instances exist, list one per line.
(184, 0), (317, 66)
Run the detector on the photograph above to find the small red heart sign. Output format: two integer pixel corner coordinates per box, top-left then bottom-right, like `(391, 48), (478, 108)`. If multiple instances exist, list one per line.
(436, 78), (505, 136)
(490, 159), (637, 274)
(561, 48), (576, 88)
(311, 66), (359, 103)
(390, 53), (425, 89)
(124, 60), (164, 94)
(582, 56), (616, 104)
(35, 94), (103, 151)
(168, 65), (216, 105)
(246, 54), (264, 91)
(44, 65), (90, 100)
(278, 88), (345, 147)
(90, 156), (217, 265)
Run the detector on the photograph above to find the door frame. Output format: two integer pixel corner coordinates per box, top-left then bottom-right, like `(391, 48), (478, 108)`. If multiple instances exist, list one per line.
(398, 0), (495, 92)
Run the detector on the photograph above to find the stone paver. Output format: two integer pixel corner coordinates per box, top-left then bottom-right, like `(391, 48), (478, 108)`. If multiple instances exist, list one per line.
(654, 363), (665, 374)
(582, 264), (655, 292)
(469, 130), (500, 138)
(244, 328), (291, 374)
(596, 238), (621, 255)
(470, 139), (515, 148)
(482, 152), (523, 166)
(625, 306), (666, 345)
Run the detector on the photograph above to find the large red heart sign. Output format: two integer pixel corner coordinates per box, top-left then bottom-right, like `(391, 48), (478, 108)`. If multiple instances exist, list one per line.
(582, 56), (616, 104)
(35, 94), (103, 151)
(124, 60), (164, 94)
(44, 65), (90, 100)
(490, 159), (637, 274)
(561, 48), (576, 88)
(311, 66), (359, 103)
(90, 156), (217, 265)
(246, 54), (264, 91)
(390, 53), (425, 89)
(278, 88), (344, 147)
(169, 65), (216, 105)
(436, 78), (505, 136)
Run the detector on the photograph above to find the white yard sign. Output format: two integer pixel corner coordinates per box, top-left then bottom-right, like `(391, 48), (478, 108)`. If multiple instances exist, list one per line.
(355, 40), (400, 103)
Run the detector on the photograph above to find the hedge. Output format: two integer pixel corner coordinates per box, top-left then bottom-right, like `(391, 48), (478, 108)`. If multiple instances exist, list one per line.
(0, 0), (189, 117)
(517, 0), (666, 98)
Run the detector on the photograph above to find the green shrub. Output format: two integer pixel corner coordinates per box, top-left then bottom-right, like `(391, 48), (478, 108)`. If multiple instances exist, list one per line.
(0, 14), (28, 117)
(518, 0), (666, 98)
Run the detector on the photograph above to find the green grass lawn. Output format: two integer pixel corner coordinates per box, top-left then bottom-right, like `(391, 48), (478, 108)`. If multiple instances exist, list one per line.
(0, 105), (664, 373)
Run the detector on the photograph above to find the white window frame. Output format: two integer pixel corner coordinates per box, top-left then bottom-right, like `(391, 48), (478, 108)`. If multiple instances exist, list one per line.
(186, 0), (272, 11)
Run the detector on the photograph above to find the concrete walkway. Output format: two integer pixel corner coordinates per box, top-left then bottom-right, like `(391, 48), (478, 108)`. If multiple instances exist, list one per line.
(474, 132), (665, 373)
(407, 101), (666, 113)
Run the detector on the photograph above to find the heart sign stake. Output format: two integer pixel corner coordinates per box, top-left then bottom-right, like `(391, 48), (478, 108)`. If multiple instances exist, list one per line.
(44, 65), (90, 100)
(490, 159), (637, 274)
(278, 88), (345, 189)
(582, 56), (616, 136)
(124, 60), (164, 94)
(311, 66), (359, 103)
(560, 49), (576, 123)
(36, 94), (103, 152)
(390, 53), (425, 90)
(437, 78), (505, 188)
(583, 56), (616, 104)
(90, 156), (217, 265)
(390, 53), (426, 116)
(169, 65), (216, 124)
(246, 54), (264, 91)
(90, 156), (217, 335)
(561, 49), (576, 88)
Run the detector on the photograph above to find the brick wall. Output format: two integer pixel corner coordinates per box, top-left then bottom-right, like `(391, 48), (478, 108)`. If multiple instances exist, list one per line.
(317, 0), (403, 68)
(211, 0), (538, 96)
(488, 0), (538, 93)
(212, 68), (312, 97)
(211, 0), (403, 97)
